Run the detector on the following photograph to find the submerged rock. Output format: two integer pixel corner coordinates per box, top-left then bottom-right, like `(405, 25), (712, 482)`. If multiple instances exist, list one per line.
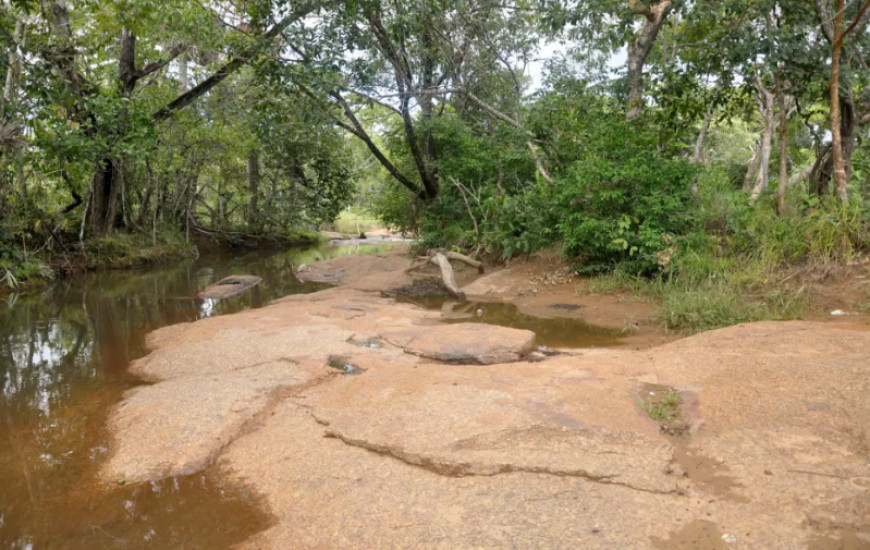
(199, 275), (262, 299)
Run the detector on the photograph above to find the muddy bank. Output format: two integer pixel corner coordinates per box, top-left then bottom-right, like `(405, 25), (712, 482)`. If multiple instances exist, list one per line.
(104, 248), (870, 549)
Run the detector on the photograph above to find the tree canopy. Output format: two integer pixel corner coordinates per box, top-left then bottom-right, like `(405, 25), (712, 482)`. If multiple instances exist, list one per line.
(2, 0), (870, 281)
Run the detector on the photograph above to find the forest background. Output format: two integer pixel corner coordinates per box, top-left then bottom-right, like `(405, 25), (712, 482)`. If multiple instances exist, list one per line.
(2, 0), (870, 331)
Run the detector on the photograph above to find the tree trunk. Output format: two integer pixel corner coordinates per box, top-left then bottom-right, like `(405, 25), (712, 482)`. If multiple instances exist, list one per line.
(153, 8), (314, 122)
(788, 164), (813, 187)
(1, 19), (22, 119)
(178, 52), (189, 92)
(809, 144), (834, 196)
(808, 94), (855, 196)
(750, 81), (775, 202)
(743, 143), (761, 191)
(0, 18), (23, 210)
(418, 23), (439, 198)
(399, 90), (438, 200)
(16, 160), (25, 205)
(268, 176), (277, 227)
(217, 171), (226, 227)
(247, 149), (260, 224)
(328, 90), (427, 200)
(89, 158), (121, 236)
(137, 159), (155, 229)
(777, 90), (789, 214)
(626, 0), (673, 120)
(692, 102), (714, 164)
(830, 0), (848, 203)
(430, 253), (465, 300)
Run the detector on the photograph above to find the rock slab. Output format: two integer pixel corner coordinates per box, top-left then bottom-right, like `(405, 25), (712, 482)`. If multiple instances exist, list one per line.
(381, 322), (536, 364)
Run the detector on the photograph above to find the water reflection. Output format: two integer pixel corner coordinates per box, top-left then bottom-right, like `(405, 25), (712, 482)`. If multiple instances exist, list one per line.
(0, 242), (398, 548)
(398, 297), (622, 348)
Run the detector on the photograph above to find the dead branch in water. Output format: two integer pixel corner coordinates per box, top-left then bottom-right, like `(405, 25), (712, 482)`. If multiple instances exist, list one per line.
(403, 250), (485, 299)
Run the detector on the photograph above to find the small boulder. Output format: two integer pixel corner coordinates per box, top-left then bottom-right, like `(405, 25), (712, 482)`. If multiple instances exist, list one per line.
(382, 323), (536, 364)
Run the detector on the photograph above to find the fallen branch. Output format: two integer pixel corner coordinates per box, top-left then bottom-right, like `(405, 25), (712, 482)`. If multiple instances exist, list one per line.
(430, 253), (466, 300)
(444, 251), (484, 273)
(404, 256), (432, 273)
(403, 250), (484, 299)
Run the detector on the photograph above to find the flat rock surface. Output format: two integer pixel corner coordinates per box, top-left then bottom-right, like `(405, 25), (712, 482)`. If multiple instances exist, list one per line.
(381, 323), (536, 364)
(295, 247), (412, 286)
(103, 251), (870, 549)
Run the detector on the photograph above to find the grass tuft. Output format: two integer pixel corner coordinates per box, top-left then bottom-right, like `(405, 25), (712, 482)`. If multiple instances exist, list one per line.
(633, 389), (682, 421)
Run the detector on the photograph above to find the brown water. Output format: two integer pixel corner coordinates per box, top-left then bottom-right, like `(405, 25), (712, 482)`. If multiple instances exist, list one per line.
(397, 296), (623, 348)
(0, 242), (398, 549)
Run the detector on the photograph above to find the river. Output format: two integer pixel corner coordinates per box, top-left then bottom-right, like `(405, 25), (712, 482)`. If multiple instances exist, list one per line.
(0, 241), (399, 549)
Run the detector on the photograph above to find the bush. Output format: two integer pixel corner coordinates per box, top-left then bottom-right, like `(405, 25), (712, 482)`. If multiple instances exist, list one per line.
(556, 117), (697, 274)
(485, 184), (560, 258)
(0, 231), (54, 289)
(84, 232), (198, 268)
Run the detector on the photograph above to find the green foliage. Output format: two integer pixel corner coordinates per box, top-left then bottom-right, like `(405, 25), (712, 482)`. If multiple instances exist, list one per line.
(0, 258), (53, 288)
(330, 210), (381, 236)
(658, 280), (809, 333)
(486, 185), (560, 258)
(694, 170), (870, 269)
(370, 112), (541, 254)
(0, 236), (54, 288)
(584, 170), (869, 333)
(554, 115), (697, 274)
(82, 233), (197, 269)
(366, 180), (421, 235)
(2, 0), (870, 339)
(418, 191), (476, 249)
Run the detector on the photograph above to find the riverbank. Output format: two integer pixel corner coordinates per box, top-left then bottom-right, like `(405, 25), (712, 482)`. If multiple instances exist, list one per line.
(102, 246), (870, 549)
(0, 228), (330, 294)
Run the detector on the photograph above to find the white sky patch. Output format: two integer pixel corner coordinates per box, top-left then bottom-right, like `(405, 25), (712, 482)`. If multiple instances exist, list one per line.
(527, 39), (627, 93)
(527, 39), (564, 92)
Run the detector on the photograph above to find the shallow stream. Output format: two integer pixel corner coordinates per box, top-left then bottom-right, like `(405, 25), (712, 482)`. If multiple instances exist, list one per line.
(398, 296), (623, 348)
(0, 242), (396, 549)
(1, 241), (624, 548)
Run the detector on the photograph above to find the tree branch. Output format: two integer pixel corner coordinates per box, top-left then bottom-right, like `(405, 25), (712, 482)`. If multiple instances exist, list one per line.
(138, 43), (187, 80)
(349, 89), (402, 116)
(463, 90), (534, 138)
(329, 91), (425, 200)
(153, 6), (313, 122)
(839, 0), (870, 45)
(814, 0), (835, 43)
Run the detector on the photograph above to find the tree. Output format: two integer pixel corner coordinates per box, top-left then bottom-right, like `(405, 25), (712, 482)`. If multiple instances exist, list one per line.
(626, 0), (673, 119)
(811, 0), (870, 203)
(34, 0), (316, 236)
(278, 0), (539, 202)
(815, 0), (870, 203)
(553, 0), (679, 118)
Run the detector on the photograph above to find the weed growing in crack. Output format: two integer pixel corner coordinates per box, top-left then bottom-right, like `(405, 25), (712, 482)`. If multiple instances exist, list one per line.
(632, 389), (682, 421)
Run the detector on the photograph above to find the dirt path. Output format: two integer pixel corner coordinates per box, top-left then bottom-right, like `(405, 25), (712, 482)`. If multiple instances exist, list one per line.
(103, 247), (870, 549)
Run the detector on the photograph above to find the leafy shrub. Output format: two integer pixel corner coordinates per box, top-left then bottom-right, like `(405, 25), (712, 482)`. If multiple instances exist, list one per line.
(84, 233), (197, 268)
(556, 118), (697, 274)
(417, 189), (477, 249)
(485, 183), (560, 258)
